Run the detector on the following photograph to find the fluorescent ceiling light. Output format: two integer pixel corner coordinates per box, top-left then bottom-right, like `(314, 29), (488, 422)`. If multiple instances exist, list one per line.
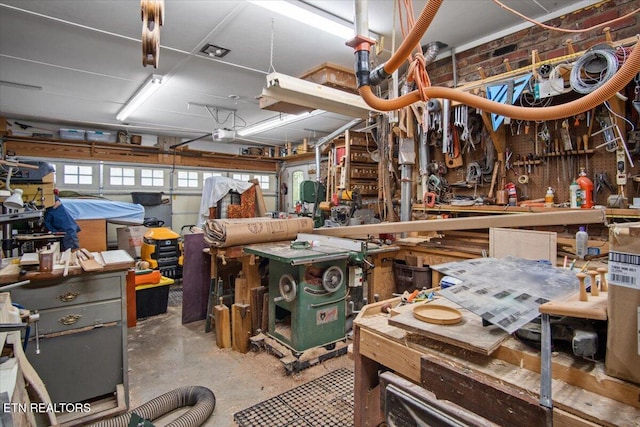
(248, 0), (355, 40)
(260, 72), (376, 119)
(237, 110), (325, 137)
(116, 74), (163, 121)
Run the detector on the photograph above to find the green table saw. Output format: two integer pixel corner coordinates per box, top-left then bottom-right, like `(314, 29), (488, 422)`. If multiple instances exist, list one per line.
(244, 234), (373, 354)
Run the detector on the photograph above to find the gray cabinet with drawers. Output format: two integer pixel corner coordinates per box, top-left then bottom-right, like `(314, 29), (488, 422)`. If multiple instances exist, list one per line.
(10, 270), (128, 405)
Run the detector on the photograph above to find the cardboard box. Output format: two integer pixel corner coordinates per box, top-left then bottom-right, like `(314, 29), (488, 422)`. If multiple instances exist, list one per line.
(606, 222), (640, 385)
(117, 226), (148, 258)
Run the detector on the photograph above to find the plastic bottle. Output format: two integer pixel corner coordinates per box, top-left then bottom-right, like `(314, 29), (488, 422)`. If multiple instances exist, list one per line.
(544, 187), (554, 207)
(569, 181), (580, 209)
(576, 168), (594, 209)
(575, 226), (589, 260)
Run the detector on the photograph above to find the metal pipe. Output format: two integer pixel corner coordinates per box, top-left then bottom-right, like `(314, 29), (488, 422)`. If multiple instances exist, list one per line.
(400, 165), (412, 223)
(418, 128), (429, 199)
(451, 47), (458, 88)
(442, 98), (450, 154)
(354, 0), (368, 37)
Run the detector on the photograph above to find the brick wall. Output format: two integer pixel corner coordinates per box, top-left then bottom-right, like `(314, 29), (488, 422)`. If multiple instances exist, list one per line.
(427, 0), (640, 87)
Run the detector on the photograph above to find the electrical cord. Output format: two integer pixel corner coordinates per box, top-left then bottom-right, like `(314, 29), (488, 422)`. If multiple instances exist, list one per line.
(604, 100), (636, 132)
(570, 49), (619, 94)
(491, 0), (640, 34)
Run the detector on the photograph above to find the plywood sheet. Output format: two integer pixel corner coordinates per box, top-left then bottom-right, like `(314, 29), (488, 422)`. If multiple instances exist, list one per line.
(76, 219), (107, 252)
(388, 299), (509, 355)
(489, 227), (556, 262)
(99, 250), (134, 267)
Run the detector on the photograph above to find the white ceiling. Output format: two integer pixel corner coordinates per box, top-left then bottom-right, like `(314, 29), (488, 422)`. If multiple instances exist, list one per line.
(0, 0), (595, 149)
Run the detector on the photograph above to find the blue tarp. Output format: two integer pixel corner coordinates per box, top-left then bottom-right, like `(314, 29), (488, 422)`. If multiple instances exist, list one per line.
(61, 198), (145, 225)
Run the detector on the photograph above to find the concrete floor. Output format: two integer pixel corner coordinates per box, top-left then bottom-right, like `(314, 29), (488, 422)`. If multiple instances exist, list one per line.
(127, 304), (355, 427)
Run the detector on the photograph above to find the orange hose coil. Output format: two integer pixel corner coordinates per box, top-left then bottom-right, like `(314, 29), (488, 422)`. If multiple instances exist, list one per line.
(360, 0), (640, 121)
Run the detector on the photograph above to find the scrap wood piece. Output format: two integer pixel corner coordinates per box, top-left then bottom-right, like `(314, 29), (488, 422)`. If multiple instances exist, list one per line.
(250, 286), (266, 335)
(19, 253), (39, 266)
(0, 263), (22, 284)
(76, 247), (103, 272)
(214, 298), (231, 349)
(389, 299), (509, 355)
(538, 292), (608, 320)
(232, 303), (251, 354)
(100, 250), (135, 267)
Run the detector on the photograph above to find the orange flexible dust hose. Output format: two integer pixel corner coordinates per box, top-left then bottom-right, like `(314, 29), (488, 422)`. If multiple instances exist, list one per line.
(360, 40), (640, 121)
(384, 0), (444, 74)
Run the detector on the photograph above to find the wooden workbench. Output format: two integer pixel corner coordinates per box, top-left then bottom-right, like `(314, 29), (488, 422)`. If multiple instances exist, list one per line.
(353, 298), (640, 427)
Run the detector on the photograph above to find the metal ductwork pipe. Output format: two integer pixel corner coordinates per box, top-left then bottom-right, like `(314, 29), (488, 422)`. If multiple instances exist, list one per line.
(422, 41), (447, 65)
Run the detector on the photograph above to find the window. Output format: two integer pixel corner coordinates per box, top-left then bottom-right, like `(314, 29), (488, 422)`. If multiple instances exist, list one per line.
(177, 171), (198, 188)
(254, 175), (270, 190)
(141, 169), (164, 187)
(63, 165), (93, 185)
(232, 173), (251, 182)
(109, 167), (135, 186)
(292, 170), (304, 204)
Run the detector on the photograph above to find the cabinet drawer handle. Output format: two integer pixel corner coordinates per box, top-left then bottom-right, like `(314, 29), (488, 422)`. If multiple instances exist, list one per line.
(58, 292), (80, 302)
(59, 314), (82, 325)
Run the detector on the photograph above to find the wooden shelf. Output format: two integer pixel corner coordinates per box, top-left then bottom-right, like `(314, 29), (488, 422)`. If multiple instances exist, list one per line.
(411, 203), (640, 220)
(3, 136), (280, 172)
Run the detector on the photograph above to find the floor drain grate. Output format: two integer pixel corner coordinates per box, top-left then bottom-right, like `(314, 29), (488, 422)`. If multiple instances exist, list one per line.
(234, 368), (354, 427)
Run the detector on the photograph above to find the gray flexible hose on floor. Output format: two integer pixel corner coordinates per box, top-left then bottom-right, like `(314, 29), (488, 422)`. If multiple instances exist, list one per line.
(92, 386), (215, 427)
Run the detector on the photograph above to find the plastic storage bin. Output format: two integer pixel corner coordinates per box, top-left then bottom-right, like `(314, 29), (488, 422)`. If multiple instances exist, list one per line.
(135, 276), (174, 318)
(86, 130), (111, 142)
(59, 128), (85, 140)
(393, 260), (431, 293)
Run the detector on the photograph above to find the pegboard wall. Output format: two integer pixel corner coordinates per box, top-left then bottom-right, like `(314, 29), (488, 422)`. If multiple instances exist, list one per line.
(431, 98), (640, 207)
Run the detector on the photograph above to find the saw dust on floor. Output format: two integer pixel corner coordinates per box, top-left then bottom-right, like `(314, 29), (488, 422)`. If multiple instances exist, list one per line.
(127, 305), (354, 427)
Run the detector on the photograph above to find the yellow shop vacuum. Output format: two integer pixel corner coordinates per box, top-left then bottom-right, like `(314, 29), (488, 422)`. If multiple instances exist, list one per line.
(141, 227), (183, 278)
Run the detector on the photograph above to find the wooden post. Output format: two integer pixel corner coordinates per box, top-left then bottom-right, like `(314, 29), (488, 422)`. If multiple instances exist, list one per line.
(234, 271), (249, 305)
(214, 298), (231, 349)
(250, 286), (267, 335)
(232, 303), (251, 353)
(576, 273), (588, 302)
(587, 270), (599, 296)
